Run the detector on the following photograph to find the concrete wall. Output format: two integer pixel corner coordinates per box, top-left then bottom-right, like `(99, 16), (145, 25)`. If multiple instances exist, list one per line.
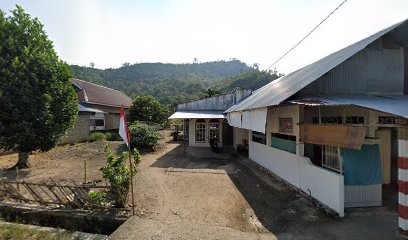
(233, 127), (249, 147)
(61, 114), (91, 144)
(300, 37), (405, 95)
(266, 105), (302, 154)
(249, 140), (345, 216)
(178, 89), (252, 111)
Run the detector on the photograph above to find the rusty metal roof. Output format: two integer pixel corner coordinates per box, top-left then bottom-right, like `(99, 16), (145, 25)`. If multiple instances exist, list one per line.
(225, 19), (408, 113)
(289, 95), (408, 118)
(72, 79), (132, 108)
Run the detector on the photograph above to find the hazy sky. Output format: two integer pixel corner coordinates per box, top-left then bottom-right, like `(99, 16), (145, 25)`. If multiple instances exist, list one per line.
(1, 0), (407, 74)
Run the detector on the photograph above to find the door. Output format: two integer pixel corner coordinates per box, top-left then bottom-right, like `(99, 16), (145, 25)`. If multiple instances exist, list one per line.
(376, 129), (391, 184)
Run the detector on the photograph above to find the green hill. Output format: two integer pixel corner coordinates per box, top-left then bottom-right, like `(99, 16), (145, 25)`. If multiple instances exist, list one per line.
(69, 60), (282, 106)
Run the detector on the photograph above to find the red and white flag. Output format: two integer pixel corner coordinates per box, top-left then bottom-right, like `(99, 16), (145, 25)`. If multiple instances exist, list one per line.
(119, 105), (130, 147)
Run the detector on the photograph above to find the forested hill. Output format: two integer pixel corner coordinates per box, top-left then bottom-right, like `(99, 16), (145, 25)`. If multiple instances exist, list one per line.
(69, 60), (282, 107)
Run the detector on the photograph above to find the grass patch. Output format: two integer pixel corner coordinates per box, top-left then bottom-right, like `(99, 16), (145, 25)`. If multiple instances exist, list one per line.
(0, 224), (74, 240)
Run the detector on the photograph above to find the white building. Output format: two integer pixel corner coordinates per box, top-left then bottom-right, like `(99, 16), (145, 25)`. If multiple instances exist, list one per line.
(170, 19), (408, 236)
(224, 19), (408, 235)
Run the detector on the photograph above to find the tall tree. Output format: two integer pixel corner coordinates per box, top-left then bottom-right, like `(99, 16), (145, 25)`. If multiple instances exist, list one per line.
(128, 96), (170, 127)
(0, 6), (78, 168)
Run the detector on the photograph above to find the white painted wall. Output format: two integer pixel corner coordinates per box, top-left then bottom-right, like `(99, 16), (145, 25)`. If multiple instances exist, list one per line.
(300, 158), (345, 216)
(249, 140), (345, 216)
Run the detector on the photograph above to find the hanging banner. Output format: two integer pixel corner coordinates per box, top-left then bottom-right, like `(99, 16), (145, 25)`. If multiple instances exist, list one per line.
(300, 124), (366, 150)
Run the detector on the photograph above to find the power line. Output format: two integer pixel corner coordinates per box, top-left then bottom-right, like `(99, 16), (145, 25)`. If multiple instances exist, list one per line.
(266, 0), (348, 71)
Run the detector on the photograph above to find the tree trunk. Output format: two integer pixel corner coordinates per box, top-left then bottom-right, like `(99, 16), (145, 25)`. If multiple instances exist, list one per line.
(15, 152), (29, 169)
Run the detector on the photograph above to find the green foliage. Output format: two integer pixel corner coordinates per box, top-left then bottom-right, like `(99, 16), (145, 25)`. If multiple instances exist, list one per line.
(0, 224), (73, 240)
(203, 88), (222, 98)
(105, 132), (121, 141)
(128, 122), (161, 149)
(88, 190), (110, 206)
(128, 95), (170, 127)
(89, 144), (142, 208)
(217, 69), (283, 92)
(69, 60), (252, 106)
(89, 132), (107, 142)
(100, 144), (130, 207)
(0, 6), (78, 154)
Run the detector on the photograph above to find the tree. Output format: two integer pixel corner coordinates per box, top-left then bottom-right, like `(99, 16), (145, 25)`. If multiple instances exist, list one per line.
(128, 96), (170, 127)
(0, 6), (78, 168)
(203, 88), (222, 98)
(90, 62), (95, 68)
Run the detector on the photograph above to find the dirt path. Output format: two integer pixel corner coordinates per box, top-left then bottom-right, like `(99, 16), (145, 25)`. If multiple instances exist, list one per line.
(1, 135), (398, 239)
(111, 142), (277, 240)
(0, 141), (124, 183)
(112, 139), (398, 240)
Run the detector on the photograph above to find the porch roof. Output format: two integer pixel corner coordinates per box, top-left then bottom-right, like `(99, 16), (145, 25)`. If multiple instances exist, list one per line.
(78, 104), (104, 113)
(169, 110), (225, 119)
(288, 95), (408, 118)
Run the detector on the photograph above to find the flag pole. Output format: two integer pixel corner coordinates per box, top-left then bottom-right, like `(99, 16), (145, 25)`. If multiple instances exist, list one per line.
(128, 144), (135, 216)
(119, 105), (135, 216)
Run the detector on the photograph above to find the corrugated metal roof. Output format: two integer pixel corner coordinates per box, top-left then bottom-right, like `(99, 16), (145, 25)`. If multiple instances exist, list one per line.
(289, 95), (408, 118)
(169, 110), (225, 119)
(225, 19), (408, 113)
(78, 104), (104, 113)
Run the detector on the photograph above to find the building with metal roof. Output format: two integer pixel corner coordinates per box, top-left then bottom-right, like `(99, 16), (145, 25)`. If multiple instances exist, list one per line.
(217, 18), (408, 234)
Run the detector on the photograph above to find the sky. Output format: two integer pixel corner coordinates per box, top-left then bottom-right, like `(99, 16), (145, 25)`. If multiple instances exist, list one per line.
(1, 0), (407, 74)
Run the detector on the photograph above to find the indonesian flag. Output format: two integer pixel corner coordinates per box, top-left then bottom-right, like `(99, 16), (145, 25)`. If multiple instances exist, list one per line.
(119, 105), (130, 147)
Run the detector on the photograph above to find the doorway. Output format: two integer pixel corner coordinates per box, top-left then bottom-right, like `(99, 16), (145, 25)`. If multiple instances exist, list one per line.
(376, 128), (398, 210)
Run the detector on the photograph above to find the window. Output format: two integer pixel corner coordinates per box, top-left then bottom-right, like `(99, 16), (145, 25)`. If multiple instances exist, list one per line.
(271, 133), (296, 154)
(195, 120), (206, 142)
(322, 146), (341, 173)
(278, 118), (293, 133)
(346, 116), (365, 124)
(209, 122), (220, 141)
(312, 116), (343, 124)
(378, 116), (396, 124)
(94, 119), (104, 126)
(90, 119), (105, 130)
(252, 131), (266, 144)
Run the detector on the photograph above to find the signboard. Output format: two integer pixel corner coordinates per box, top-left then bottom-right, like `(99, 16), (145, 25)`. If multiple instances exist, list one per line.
(279, 118), (293, 133)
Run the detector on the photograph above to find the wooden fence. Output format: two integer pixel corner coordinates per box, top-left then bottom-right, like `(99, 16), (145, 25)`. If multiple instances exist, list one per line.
(0, 178), (127, 212)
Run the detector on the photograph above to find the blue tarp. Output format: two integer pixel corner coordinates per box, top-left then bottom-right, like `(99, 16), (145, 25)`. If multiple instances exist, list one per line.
(341, 144), (382, 186)
(271, 137), (296, 154)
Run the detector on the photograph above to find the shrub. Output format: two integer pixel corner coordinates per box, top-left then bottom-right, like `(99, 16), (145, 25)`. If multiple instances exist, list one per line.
(89, 132), (106, 142)
(105, 132), (121, 141)
(91, 144), (142, 208)
(128, 122), (161, 149)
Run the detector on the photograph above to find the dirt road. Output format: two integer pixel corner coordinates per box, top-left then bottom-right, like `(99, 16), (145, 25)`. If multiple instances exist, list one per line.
(111, 141), (398, 240)
(111, 142), (277, 239)
(0, 136), (398, 239)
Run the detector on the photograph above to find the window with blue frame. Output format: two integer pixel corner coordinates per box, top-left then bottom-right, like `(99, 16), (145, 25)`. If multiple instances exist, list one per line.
(271, 133), (296, 154)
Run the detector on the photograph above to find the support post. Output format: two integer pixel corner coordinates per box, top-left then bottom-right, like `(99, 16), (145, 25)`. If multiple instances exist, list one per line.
(128, 145), (135, 216)
(398, 128), (408, 237)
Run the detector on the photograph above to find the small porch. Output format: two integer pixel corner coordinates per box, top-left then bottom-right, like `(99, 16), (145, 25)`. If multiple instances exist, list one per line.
(169, 110), (233, 148)
(228, 98), (408, 219)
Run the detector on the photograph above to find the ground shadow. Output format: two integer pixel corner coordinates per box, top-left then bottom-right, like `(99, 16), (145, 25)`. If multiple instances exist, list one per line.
(150, 145), (234, 170)
(150, 145), (332, 235)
